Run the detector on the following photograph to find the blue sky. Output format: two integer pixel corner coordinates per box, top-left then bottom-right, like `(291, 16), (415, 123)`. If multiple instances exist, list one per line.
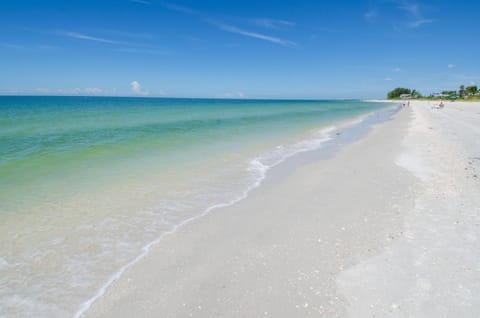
(1, 0), (479, 99)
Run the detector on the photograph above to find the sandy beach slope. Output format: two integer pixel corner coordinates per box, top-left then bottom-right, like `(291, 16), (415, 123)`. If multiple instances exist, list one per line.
(83, 101), (480, 318)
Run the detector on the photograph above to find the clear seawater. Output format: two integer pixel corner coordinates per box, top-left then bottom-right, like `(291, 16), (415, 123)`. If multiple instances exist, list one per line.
(0, 96), (390, 317)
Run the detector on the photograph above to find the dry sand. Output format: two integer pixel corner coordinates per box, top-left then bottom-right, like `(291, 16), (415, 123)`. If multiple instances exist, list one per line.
(83, 101), (480, 318)
(338, 100), (480, 317)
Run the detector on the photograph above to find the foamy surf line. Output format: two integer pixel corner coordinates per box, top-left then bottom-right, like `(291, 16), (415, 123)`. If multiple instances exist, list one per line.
(73, 106), (397, 318)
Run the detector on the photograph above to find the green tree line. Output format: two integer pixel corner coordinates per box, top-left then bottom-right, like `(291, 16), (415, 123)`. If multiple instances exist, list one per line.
(387, 85), (479, 99)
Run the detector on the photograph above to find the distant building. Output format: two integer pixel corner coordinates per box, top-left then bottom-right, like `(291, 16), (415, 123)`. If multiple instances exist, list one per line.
(400, 94), (411, 99)
(432, 93), (449, 98)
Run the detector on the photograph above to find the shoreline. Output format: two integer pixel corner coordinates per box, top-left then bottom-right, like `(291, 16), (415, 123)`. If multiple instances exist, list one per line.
(82, 105), (412, 317)
(74, 103), (398, 318)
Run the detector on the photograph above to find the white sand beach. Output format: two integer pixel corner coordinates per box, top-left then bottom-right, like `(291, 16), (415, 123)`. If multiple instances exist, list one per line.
(83, 101), (480, 318)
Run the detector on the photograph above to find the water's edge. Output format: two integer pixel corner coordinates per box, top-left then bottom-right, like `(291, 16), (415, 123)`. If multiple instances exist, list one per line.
(75, 102), (400, 318)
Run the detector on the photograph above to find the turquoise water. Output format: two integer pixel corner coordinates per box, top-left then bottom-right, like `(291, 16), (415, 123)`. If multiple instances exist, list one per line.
(0, 96), (390, 317)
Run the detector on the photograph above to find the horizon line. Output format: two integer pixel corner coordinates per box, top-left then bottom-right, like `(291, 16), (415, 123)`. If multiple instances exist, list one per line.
(0, 94), (374, 101)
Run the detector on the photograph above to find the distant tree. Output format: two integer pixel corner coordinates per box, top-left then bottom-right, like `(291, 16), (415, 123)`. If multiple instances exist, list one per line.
(459, 85), (465, 97)
(411, 89), (422, 98)
(465, 85), (478, 96)
(442, 90), (457, 96)
(387, 87), (411, 99)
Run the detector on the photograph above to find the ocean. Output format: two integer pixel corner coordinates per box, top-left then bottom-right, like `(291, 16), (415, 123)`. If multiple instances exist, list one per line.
(0, 96), (392, 317)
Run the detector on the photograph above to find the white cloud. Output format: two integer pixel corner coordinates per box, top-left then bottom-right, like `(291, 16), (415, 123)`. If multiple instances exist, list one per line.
(219, 92), (246, 98)
(97, 29), (154, 40)
(160, 2), (198, 15)
(84, 87), (103, 95)
(131, 81), (141, 93)
(399, 3), (420, 17)
(365, 2), (433, 28)
(448, 64), (456, 68)
(253, 18), (295, 29)
(130, 81), (149, 96)
(29, 87), (107, 96)
(408, 18), (434, 28)
(397, 1), (434, 28)
(34, 88), (53, 94)
(58, 31), (121, 44)
(159, 3), (296, 47)
(385, 77), (393, 81)
(392, 67), (402, 72)
(211, 22), (296, 47)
